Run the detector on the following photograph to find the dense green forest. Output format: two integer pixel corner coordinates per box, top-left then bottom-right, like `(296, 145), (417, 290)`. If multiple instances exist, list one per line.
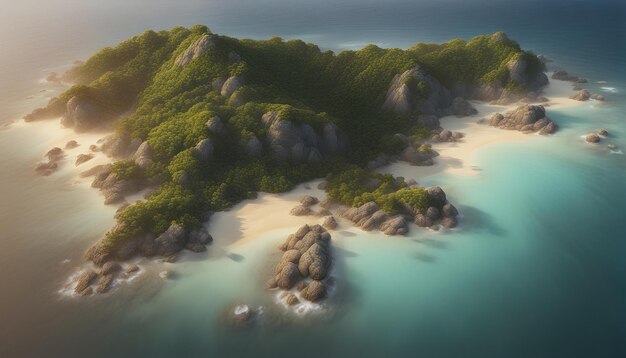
(42, 26), (543, 258)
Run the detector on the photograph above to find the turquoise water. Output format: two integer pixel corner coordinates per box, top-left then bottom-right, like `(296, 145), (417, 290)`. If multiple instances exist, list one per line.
(1, 0), (625, 357)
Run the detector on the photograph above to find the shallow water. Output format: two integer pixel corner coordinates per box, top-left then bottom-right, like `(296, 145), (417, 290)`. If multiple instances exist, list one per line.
(1, 0), (625, 357)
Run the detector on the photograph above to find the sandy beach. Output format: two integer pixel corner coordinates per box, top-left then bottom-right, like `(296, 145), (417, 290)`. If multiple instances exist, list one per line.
(214, 78), (585, 247)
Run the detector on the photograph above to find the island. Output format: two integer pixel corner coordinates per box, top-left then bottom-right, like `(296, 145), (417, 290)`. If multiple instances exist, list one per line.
(25, 26), (552, 298)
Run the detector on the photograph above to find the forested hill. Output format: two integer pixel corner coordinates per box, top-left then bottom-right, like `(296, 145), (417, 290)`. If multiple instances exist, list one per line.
(25, 26), (547, 263)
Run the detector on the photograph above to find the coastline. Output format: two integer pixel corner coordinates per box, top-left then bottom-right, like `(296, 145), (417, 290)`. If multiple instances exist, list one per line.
(203, 78), (585, 250)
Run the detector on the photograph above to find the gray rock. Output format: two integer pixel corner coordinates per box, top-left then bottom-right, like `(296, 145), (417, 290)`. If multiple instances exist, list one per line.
(590, 94), (605, 101)
(300, 195), (319, 207)
(174, 34), (215, 66)
(63, 96), (100, 131)
(220, 76), (243, 97)
(425, 206), (441, 221)
(286, 293), (300, 305)
(598, 128), (608, 136)
(75, 154), (94, 166)
(571, 89), (591, 101)
(383, 64), (452, 117)
(442, 203), (459, 218)
(322, 216), (338, 230)
(551, 70), (587, 83)
(155, 223), (187, 256)
(379, 215), (408, 235)
(441, 217), (458, 228)
(290, 205), (313, 216)
(133, 141), (153, 169)
(426, 186), (447, 207)
(65, 140), (79, 149)
(450, 97), (477, 117)
(205, 116), (225, 134)
(195, 138), (214, 161)
(585, 133), (600, 143)
(414, 213), (433, 227)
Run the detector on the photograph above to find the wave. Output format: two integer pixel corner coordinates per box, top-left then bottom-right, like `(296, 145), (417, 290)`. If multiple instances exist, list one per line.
(600, 87), (618, 93)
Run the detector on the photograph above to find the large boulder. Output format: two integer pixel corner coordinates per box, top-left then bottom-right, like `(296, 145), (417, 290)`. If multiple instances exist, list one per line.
(74, 271), (97, 294)
(242, 136), (262, 156)
(551, 70), (587, 83)
(585, 133), (600, 143)
(507, 57), (548, 90)
(449, 97), (478, 117)
(220, 76), (243, 97)
(133, 141), (153, 169)
(487, 105), (558, 135)
(262, 111), (346, 162)
(276, 262), (300, 289)
(205, 116), (225, 134)
(174, 34), (215, 66)
(155, 223), (187, 256)
(426, 186), (447, 207)
(302, 280), (327, 302)
(571, 89), (591, 101)
(62, 96), (101, 131)
(383, 64), (452, 117)
(195, 138), (214, 161)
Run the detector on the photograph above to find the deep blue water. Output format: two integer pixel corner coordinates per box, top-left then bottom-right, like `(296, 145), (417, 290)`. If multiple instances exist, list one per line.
(0, 1), (625, 357)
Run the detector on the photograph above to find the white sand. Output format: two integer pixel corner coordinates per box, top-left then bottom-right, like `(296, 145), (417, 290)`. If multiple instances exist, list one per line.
(210, 183), (329, 247)
(215, 79), (585, 246)
(391, 78), (585, 177)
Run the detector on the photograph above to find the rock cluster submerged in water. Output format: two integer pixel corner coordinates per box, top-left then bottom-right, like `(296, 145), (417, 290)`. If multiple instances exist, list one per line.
(267, 224), (333, 303)
(35, 147), (65, 175)
(484, 104), (557, 135)
(74, 262), (140, 296)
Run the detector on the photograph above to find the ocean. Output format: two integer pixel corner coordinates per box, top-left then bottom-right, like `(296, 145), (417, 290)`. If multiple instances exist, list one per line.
(0, 0), (625, 356)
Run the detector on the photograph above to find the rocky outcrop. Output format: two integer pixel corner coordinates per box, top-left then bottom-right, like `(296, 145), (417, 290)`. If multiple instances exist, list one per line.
(261, 111), (347, 163)
(133, 141), (153, 169)
(290, 205), (313, 216)
(74, 270), (97, 294)
(88, 164), (141, 205)
(431, 130), (464, 143)
(571, 89), (605, 102)
(449, 97), (478, 117)
(322, 216), (338, 230)
(485, 105), (558, 135)
(155, 223), (186, 256)
(194, 138), (214, 161)
(61, 96), (110, 132)
(571, 89), (591, 101)
(400, 144), (438, 166)
(220, 76), (243, 97)
(598, 129), (608, 137)
(340, 202), (408, 235)
(99, 134), (141, 158)
(65, 140), (79, 149)
(174, 34), (215, 66)
(35, 147), (65, 175)
(551, 70), (587, 83)
(75, 154), (94, 166)
(269, 225), (333, 303)
(383, 64), (452, 117)
(300, 195), (319, 207)
(205, 116), (225, 134)
(585, 133), (600, 143)
(507, 57), (549, 90)
(24, 97), (66, 122)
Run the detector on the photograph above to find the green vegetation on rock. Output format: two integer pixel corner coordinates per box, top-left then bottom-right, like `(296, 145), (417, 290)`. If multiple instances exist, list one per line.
(41, 26), (543, 259)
